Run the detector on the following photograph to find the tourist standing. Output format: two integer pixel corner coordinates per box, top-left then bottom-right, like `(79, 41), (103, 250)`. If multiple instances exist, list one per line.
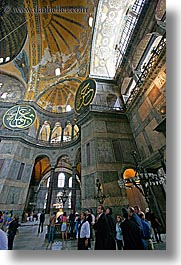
(139, 211), (154, 250)
(7, 214), (20, 250)
(69, 209), (75, 239)
(105, 207), (116, 250)
(93, 205), (109, 250)
(115, 215), (123, 250)
(61, 212), (68, 241)
(147, 209), (163, 243)
(48, 212), (56, 244)
(85, 209), (92, 249)
(77, 212), (90, 250)
(121, 208), (144, 250)
(0, 222), (8, 250)
(38, 210), (45, 234)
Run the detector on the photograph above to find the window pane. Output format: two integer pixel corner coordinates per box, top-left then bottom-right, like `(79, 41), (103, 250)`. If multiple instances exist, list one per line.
(58, 173), (65, 187)
(69, 177), (72, 188)
(17, 163), (25, 180)
(47, 177), (50, 188)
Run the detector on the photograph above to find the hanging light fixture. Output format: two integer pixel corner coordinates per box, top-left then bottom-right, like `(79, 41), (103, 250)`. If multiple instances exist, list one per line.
(118, 151), (166, 202)
(56, 187), (68, 208)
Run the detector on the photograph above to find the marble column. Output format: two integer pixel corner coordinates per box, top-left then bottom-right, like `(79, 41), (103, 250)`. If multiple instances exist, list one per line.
(45, 167), (55, 214)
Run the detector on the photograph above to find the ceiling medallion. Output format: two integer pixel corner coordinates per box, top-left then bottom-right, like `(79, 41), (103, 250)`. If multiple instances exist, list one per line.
(3, 105), (37, 130)
(74, 78), (96, 114)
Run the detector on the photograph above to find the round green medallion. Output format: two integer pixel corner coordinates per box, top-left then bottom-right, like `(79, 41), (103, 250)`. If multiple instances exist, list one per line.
(74, 78), (96, 114)
(3, 105), (37, 130)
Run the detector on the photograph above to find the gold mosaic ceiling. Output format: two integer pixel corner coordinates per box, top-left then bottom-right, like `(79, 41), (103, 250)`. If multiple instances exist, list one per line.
(24, 0), (96, 113)
(2, 0), (132, 113)
(1, 0), (161, 113)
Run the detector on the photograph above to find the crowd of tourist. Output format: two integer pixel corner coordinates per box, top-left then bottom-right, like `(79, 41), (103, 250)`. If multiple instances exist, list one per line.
(0, 205), (163, 250)
(0, 210), (20, 250)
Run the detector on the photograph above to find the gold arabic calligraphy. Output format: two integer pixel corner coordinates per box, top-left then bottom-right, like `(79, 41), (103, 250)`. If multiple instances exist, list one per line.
(76, 81), (95, 112)
(3, 105), (36, 129)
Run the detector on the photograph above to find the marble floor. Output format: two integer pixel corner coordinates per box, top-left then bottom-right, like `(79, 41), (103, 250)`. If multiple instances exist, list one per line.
(12, 222), (166, 251)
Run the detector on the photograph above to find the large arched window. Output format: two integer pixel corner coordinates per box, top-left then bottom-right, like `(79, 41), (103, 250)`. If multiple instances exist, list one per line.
(44, 192), (48, 209)
(69, 177), (72, 188)
(58, 172), (65, 187)
(39, 121), (51, 141)
(47, 177), (50, 188)
(63, 121), (72, 142)
(74, 124), (79, 138)
(51, 122), (62, 143)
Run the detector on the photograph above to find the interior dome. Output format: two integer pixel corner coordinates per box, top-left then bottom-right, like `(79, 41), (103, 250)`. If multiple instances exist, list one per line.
(0, 0), (27, 65)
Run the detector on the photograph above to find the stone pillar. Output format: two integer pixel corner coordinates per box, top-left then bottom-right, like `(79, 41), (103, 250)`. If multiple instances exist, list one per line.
(48, 127), (53, 143)
(36, 124), (42, 140)
(78, 109), (131, 211)
(61, 127), (65, 142)
(71, 124), (75, 140)
(45, 167), (55, 214)
(71, 165), (77, 211)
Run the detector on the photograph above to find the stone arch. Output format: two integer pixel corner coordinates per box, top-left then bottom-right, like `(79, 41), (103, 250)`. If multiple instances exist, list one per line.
(24, 154), (51, 213)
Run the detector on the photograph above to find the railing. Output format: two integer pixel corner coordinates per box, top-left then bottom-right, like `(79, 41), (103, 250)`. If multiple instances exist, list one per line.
(89, 104), (125, 113)
(0, 129), (80, 149)
(116, 0), (146, 68)
(125, 33), (166, 107)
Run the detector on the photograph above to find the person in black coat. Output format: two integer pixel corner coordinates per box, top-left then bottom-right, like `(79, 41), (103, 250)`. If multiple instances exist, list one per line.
(7, 214), (20, 250)
(121, 208), (144, 250)
(146, 209), (162, 243)
(105, 207), (116, 250)
(69, 209), (75, 239)
(38, 210), (45, 234)
(86, 209), (92, 249)
(93, 205), (109, 250)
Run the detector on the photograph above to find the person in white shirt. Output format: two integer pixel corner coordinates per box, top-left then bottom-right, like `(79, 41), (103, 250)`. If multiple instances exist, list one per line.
(0, 223), (8, 250)
(77, 212), (90, 250)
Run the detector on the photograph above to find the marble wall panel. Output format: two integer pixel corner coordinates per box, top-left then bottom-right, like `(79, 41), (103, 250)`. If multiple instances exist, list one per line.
(148, 85), (162, 105)
(119, 139), (137, 163)
(145, 118), (165, 151)
(138, 100), (151, 122)
(135, 132), (150, 159)
(94, 120), (107, 133)
(8, 160), (20, 180)
(23, 164), (33, 182)
(0, 143), (13, 154)
(102, 171), (118, 183)
(0, 159), (11, 179)
(81, 122), (92, 140)
(84, 173), (95, 199)
(97, 140), (114, 163)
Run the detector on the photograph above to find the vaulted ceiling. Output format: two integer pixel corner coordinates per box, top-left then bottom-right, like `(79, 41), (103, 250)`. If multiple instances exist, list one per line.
(24, 0), (96, 113)
(0, 0), (165, 114)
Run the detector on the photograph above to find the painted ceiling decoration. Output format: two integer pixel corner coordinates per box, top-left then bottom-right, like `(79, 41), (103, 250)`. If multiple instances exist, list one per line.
(0, 0), (149, 114)
(14, 50), (30, 83)
(0, 0), (27, 65)
(90, 0), (135, 79)
(35, 77), (81, 113)
(24, 0), (96, 113)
